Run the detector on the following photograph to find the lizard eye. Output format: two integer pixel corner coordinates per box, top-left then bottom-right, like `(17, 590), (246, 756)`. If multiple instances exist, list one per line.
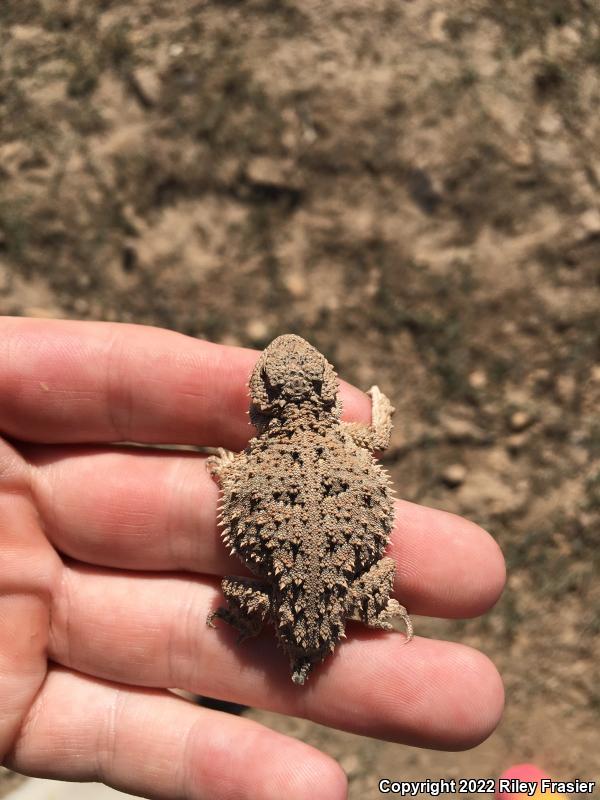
(261, 368), (281, 402)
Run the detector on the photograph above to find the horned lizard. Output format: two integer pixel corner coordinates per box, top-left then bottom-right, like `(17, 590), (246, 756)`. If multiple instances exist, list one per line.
(207, 334), (412, 684)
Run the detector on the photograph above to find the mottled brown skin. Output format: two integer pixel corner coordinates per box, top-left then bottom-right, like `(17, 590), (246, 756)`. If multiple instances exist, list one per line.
(207, 334), (412, 684)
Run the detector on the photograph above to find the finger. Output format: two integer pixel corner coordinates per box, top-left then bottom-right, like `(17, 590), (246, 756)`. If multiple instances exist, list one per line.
(48, 564), (505, 750)
(387, 499), (506, 618)
(0, 317), (370, 448)
(27, 444), (505, 618)
(5, 667), (347, 800)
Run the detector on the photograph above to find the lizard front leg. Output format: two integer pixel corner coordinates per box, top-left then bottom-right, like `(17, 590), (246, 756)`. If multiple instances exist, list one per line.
(342, 385), (394, 451)
(206, 447), (238, 482)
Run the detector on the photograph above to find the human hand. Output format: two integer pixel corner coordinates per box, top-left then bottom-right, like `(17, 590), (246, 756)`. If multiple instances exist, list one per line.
(0, 317), (505, 800)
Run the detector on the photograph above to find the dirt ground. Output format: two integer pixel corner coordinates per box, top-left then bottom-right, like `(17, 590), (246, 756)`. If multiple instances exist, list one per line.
(1, 0), (599, 797)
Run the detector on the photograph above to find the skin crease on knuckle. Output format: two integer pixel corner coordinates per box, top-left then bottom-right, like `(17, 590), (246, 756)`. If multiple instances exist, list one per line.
(0, 446), (61, 763)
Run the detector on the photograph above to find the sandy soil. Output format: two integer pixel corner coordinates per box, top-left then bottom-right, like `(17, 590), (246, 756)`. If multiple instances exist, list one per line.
(1, 1), (599, 797)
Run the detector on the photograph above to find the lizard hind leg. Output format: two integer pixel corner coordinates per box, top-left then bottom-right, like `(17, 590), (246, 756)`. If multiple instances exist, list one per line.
(347, 556), (413, 641)
(207, 577), (271, 643)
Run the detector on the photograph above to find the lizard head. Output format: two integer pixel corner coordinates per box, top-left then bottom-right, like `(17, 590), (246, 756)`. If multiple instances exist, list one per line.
(249, 334), (340, 422)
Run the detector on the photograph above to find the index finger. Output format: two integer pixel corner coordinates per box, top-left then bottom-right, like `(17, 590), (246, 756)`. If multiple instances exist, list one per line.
(0, 317), (371, 448)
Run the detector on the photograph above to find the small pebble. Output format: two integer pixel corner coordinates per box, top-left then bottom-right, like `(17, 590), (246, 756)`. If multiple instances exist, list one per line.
(73, 297), (89, 314)
(246, 319), (269, 342)
(469, 370), (487, 389)
(220, 333), (242, 347)
(246, 156), (299, 188)
(440, 415), (481, 441)
(506, 433), (527, 453)
(555, 374), (576, 404)
(442, 463), (467, 487)
(132, 66), (161, 106)
(579, 208), (600, 235)
(339, 753), (362, 778)
(283, 272), (306, 298)
(509, 410), (532, 431)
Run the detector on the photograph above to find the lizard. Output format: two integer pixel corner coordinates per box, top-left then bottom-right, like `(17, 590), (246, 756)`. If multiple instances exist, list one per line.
(207, 334), (412, 685)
